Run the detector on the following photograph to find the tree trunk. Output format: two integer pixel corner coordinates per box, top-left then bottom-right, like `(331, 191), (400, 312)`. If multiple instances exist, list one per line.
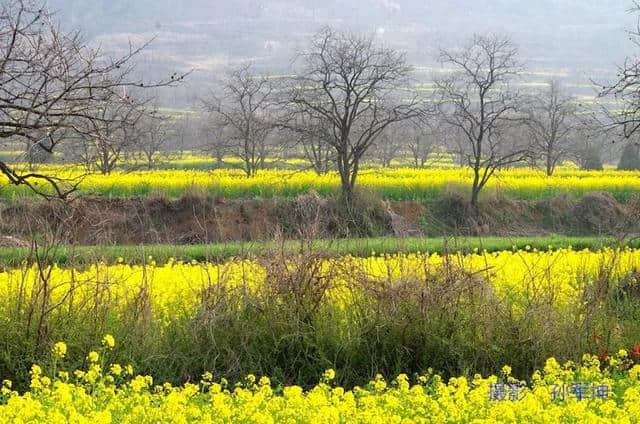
(337, 151), (354, 203)
(470, 167), (481, 207)
(470, 185), (480, 207)
(544, 145), (555, 176)
(339, 170), (353, 204)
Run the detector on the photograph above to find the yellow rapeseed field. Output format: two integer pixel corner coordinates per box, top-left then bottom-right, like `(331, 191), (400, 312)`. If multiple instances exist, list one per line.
(0, 247), (638, 322)
(2, 338), (640, 423)
(2, 249), (640, 422)
(2, 166), (640, 200)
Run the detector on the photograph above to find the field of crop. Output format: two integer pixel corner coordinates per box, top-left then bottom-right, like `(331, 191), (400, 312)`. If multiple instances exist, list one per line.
(2, 158), (640, 424)
(4, 247), (638, 316)
(2, 247), (640, 392)
(5, 0), (640, 420)
(20, 245), (640, 308)
(4, 160), (640, 421)
(1, 247), (640, 421)
(3, 345), (640, 422)
(157, 152), (460, 170)
(2, 159), (639, 424)
(3, 166), (640, 201)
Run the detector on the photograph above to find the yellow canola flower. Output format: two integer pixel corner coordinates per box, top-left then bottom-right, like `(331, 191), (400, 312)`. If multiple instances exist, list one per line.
(4, 350), (637, 423)
(110, 364), (122, 376)
(0, 248), (639, 328)
(102, 334), (115, 350)
(4, 166), (640, 201)
(52, 342), (67, 359)
(323, 369), (336, 381)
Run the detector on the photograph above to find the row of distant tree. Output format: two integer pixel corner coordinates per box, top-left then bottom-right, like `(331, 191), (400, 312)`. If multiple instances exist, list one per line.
(2, 0), (640, 204)
(196, 71), (638, 175)
(197, 27), (640, 205)
(39, 95), (638, 178)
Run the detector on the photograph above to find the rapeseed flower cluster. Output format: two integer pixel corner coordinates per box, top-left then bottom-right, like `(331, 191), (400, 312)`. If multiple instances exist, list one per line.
(0, 247), (638, 326)
(2, 167), (639, 200)
(2, 337), (640, 423)
(51, 342), (67, 359)
(102, 334), (115, 350)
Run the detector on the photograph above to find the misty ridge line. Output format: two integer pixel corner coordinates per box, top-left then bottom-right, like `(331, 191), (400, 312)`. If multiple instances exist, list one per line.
(45, 0), (634, 104)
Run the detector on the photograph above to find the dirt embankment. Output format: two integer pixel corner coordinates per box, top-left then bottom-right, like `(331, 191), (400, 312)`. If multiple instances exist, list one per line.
(0, 191), (636, 246)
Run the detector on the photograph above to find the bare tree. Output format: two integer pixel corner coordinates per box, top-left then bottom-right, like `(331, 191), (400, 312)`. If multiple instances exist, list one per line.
(525, 80), (577, 176)
(174, 113), (197, 155)
(444, 126), (471, 168)
(202, 62), (274, 177)
(301, 132), (333, 174)
(599, 1), (640, 140)
(571, 139), (605, 170)
(288, 112), (334, 174)
(285, 26), (421, 200)
(406, 118), (440, 168)
(435, 33), (527, 206)
(79, 94), (146, 175)
(0, 0), (187, 198)
(372, 124), (405, 168)
(135, 106), (171, 170)
(201, 120), (232, 166)
(22, 128), (55, 166)
(568, 114), (607, 170)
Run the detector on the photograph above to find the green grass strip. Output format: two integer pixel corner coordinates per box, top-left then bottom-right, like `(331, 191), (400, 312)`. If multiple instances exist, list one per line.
(1, 236), (637, 268)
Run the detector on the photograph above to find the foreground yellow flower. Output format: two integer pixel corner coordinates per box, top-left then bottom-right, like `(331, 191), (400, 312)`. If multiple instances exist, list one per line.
(52, 342), (67, 359)
(110, 364), (122, 376)
(1, 350), (638, 423)
(323, 369), (336, 381)
(102, 334), (115, 350)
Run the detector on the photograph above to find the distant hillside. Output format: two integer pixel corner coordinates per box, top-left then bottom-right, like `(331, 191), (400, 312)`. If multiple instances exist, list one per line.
(46, 0), (637, 102)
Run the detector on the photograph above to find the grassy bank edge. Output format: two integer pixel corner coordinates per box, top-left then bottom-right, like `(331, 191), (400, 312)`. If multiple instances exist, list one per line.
(3, 235), (637, 267)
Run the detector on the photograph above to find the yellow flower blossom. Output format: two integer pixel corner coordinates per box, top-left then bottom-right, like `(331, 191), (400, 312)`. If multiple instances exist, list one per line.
(101, 334), (115, 349)
(52, 342), (67, 359)
(110, 364), (122, 376)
